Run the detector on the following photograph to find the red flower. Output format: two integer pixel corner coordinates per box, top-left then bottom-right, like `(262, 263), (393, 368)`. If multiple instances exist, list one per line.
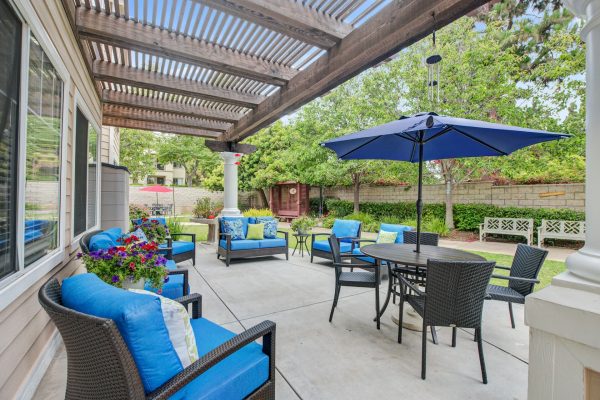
(234, 153), (241, 157)
(234, 161), (240, 165)
(142, 217), (148, 222)
(117, 246), (126, 251)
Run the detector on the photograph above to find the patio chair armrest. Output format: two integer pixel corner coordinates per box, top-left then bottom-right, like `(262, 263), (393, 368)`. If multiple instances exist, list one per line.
(336, 236), (358, 242)
(219, 232), (232, 249)
(311, 232), (330, 242)
(175, 292), (202, 318)
(159, 246), (174, 260)
(332, 262), (376, 269)
(277, 230), (289, 243)
(493, 265), (512, 271)
(351, 239), (376, 244)
(170, 233), (196, 242)
(147, 320), (276, 400)
(168, 269), (189, 296)
(491, 274), (540, 284)
(397, 274), (426, 297)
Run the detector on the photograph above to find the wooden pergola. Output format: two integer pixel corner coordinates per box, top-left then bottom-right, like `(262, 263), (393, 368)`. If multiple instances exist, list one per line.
(60, 0), (489, 144)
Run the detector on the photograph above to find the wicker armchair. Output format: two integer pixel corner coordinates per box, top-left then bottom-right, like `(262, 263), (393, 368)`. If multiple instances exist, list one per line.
(487, 244), (548, 328)
(38, 279), (276, 400)
(397, 259), (496, 383)
(328, 234), (382, 329)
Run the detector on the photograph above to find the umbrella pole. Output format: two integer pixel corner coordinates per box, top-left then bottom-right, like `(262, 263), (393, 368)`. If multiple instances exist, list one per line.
(415, 139), (424, 253)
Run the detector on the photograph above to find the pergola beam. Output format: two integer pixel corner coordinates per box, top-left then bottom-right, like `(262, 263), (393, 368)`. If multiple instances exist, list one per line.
(93, 61), (264, 108)
(101, 91), (245, 123)
(197, 0), (353, 49)
(76, 7), (295, 85)
(103, 116), (221, 138)
(223, 0), (490, 142)
(102, 104), (231, 132)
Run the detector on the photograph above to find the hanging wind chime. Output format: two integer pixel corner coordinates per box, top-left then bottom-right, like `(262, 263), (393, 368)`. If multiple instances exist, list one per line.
(426, 13), (442, 104)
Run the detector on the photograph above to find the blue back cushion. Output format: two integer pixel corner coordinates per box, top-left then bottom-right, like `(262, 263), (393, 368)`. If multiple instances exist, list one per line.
(379, 223), (412, 244)
(61, 274), (183, 393)
(103, 227), (123, 242)
(89, 233), (117, 251)
(133, 217), (167, 226)
(331, 219), (361, 243)
(220, 217), (249, 238)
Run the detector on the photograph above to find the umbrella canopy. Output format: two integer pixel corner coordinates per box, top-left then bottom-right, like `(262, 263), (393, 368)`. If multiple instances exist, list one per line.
(322, 112), (570, 252)
(140, 185), (173, 193)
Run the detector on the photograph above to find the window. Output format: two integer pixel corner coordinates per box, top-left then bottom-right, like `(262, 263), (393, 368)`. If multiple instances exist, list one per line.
(156, 176), (165, 185)
(147, 176), (156, 184)
(156, 162), (164, 171)
(0, 0), (21, 279)
(24, 34), (63, 266)
(73, 108), (99, 237)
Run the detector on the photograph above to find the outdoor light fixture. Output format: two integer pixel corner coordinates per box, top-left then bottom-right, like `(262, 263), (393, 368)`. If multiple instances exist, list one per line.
(426, 12), (442, 104)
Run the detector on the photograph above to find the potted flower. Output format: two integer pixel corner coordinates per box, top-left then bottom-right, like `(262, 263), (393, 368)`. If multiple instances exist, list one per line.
(291, 216), (316, 235)
(134, 217), (169, 243)
(77, 237), (169, 291)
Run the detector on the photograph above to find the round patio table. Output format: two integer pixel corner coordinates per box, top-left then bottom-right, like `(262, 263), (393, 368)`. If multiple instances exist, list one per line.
(360, 243), (486, 330)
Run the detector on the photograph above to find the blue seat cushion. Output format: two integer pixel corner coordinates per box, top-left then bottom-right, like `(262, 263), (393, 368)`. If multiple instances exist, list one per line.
(145, 273), (186, 299)
(313, 240), (352, 253)
(169, 318), (269, 400)
(379, 223), (412, 244)
(219, 239), (261, 251)
(258, 238), (286, 248)
(331, 220), (361, 243)
(61, 273), (183, 393)
(350, 247), (388, 265)
(103, 227), (123, 242)
(89, 233), (117, 251)
(165, 259), (177, 270)
(160, 241), (194, 255)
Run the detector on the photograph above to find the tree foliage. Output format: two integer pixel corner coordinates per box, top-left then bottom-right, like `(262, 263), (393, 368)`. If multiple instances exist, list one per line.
(120, 129), (156, 184)
(157, 135), (220, 187)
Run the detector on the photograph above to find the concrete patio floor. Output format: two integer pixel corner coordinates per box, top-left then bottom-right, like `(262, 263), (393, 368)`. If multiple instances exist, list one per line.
(34, 244), (530, 400)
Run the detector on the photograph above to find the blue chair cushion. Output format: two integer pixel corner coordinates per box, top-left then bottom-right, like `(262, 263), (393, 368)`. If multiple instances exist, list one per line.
(255, 217), (277, 239)
(103, 227), (123, 242)
(89, 233), (117, 251)
(313, 240), (352, 253)
(145, 272), (186, 299)
(257, 238), (286, 248)
(133, 217), (167, 226)
(331, 220), (361, 243)
(159, 241), (194, 255)
(61, 273), (183, 393)
(379, 223), (412, 244)
(220, 217), (249, 238)
(219, 239), (261, 251)
(169, 318), (269, 400)
(350, 247), (388, 265)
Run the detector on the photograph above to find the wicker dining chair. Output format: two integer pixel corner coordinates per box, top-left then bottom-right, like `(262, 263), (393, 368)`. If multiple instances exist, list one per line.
(397, 259), (496, 383)
(487, 244), (548, 328)
(328, 234), (382, 329)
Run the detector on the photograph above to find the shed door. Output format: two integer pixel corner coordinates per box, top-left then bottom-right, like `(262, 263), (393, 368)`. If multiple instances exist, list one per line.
(279, 184), (298, 215)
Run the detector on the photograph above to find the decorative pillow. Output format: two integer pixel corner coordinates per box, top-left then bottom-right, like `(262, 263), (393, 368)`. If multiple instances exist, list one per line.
(247, 223), (265, 240)
(129, 289), (199, 368)
(256, 217), (278, 239)
(222, 218), (245, 240)
(122, 228), (149, 243)
(376, 230), (398, 244)
(89, 233), (116, 251)
(103, 227), (123, 242)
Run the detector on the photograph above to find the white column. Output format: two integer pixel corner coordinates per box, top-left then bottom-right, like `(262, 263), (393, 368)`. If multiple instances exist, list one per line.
(220, 152), (242, 216)
(564, 0), (600, 283)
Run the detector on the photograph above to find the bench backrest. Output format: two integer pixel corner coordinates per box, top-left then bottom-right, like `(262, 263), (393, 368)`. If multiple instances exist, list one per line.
(483, 217), (533, 233)
(540, 220), (585, 237)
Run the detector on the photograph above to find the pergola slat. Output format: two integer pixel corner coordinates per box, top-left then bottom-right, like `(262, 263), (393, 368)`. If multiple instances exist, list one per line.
(103, 116), (221, 138)
(76, 7), (296, 86)
(223, 0), (490, 142)
(196, 0), (353, 49)
(101, 90), (245, 123)
(93, 61), (265, 108)
(102, 104), (231, 132)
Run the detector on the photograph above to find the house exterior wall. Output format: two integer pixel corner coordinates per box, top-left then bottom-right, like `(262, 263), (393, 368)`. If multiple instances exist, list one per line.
(135, 163), (187, 185)
(100, 126), (120, 165)
(0, 0), (102, 398)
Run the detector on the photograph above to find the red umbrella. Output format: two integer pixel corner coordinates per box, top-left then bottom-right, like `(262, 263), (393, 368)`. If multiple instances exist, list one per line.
(140, 185), (173, 209)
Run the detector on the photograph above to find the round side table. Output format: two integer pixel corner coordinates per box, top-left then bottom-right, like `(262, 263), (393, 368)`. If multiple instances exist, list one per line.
(292, 233), (310, 257)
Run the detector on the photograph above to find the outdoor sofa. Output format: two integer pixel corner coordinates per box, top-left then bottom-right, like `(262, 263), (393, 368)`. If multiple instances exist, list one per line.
(132, 217), (197, 265)
(311, 219), (362, 263)
(80, 228), (189, 299)
(218, 216), (288, 266)
(39, 273), (276, 399)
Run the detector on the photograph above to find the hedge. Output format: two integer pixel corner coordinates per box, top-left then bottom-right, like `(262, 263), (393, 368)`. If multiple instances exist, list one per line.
(318, 199), (584, 232)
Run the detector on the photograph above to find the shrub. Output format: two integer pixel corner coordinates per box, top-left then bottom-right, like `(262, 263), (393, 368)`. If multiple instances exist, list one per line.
(193, 197), (222, 218)
(324, 199), (445, 222)
(129, 204), (150, 220)
(166, 217), (184, 236)
(244, 208), (274, 217)
(423, 217), (450, 237)
(342, 212), (376, 231)
(291, 216), (316, 233)
(322, 215), (336, 229)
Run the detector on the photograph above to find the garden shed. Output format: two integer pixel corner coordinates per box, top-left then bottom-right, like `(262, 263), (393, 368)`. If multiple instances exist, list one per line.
(269, 182), (310, 220)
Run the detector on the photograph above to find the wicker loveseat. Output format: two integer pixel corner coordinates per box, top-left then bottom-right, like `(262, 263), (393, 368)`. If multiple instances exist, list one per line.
(80, 228), (189, 299)
(39, 274), (276, 400)
(218, 216), (288, 267)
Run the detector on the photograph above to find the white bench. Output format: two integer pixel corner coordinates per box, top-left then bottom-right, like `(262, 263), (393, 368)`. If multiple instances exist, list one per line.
(479, 217), (534, 245)
(538, 219), (585, 247)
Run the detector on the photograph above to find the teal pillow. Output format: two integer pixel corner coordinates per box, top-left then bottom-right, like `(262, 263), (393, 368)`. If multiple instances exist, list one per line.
(222, 219), (245, 240)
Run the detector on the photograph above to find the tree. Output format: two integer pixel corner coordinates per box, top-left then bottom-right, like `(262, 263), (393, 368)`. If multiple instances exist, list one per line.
(119, 129), (156, 184)
(157, 135), (220, 187)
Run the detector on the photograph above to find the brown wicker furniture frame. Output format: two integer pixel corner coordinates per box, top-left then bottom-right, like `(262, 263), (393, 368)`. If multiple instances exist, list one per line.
(39, 278), (276, 400)
(217, 230), (289, 267)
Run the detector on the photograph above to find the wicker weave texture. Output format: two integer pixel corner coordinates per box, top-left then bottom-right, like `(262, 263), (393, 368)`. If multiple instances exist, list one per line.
(403, 231), (440, 246)
(508, 244), (548, 296)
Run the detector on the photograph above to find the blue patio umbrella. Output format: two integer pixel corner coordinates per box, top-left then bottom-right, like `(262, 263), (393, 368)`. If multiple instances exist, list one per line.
(322, 112), (570, 252)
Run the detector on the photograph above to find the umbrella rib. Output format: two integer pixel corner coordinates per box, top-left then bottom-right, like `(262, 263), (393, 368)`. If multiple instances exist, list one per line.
(338, 136), (382, 159)
(422, 126), (453, 144)
(408, 138), (418, 163)
(452, 127), (509, 156)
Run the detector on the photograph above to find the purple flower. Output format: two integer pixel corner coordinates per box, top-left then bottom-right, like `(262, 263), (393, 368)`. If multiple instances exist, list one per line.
(111, 275), (120, 283)
(76, 252), (83, 259)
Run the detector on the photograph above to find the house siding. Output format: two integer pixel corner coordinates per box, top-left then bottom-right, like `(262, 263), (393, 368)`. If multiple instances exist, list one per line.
(0, 0), (102, 398)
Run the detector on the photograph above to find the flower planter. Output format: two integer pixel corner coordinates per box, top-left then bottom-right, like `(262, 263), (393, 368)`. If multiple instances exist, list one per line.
(121, 277), (146, 290)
